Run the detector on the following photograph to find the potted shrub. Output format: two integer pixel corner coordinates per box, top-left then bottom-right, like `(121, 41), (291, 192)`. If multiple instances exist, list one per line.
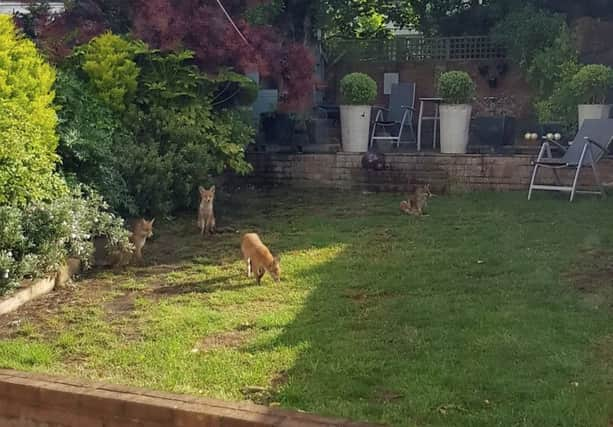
(571, 64), (613, 127)
(339, 72), (377, 152)
(438, 71), (476, 154)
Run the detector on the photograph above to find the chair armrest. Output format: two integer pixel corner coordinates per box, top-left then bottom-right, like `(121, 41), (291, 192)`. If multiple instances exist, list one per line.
(534, 141), (553, 163)
(585, 137), (607, 153)
(400, 105), (417, 112)
(372, 106), (389, 112)
(543, 137), (568, 153)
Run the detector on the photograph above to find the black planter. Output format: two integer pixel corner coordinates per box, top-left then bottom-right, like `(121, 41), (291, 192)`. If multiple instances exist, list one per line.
(261, 113), (296, 145)
(470, 116), (516, 149)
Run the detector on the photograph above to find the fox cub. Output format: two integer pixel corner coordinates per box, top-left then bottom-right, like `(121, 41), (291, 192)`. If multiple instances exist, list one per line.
(198, 186), (216, 236)
(95, 218), (154, 267)
(131, 218), (155, 262)
(400, 184), (432, 216)
(240, 233), (280, 285)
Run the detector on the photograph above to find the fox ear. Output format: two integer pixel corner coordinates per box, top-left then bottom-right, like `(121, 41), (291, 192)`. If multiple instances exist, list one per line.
(210, 185), (216, 193)
(150, 218), (155, 225)
(199, 186), (205, 194)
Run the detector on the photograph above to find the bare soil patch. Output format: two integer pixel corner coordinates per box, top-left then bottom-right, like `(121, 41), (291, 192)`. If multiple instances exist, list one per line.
(564, 249), (613, 296)
(193, 329), (253, 353)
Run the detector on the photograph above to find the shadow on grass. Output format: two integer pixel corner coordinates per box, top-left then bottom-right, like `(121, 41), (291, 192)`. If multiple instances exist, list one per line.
(250, 191), (613, 427)
(152, 274), (252, 296)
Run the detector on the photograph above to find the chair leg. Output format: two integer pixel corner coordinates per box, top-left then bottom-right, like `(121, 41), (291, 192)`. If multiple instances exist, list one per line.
(408, 123), (416, 143)
(591, 162), (606, 198)
(417, 101), (424, 152)
(369, 124), (377, 148)
(396, 124), (404, 148)
(571, 145), (589, 202)
(527, 164), (540, 200)
(552, 170), (562, 185)
(570, 166), (582, 202)
(433, 104), (439, 150)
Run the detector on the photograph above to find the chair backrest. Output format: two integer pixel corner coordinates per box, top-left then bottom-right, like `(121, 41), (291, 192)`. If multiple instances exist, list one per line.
(563, 118), (613, 166)
(388, 83), (416, 123)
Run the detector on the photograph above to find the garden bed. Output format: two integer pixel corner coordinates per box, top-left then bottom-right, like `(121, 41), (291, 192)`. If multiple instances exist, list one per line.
(0, 189), (611, 426)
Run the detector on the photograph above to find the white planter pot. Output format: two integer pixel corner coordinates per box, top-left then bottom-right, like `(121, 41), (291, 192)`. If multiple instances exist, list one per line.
(578, 104), (611, 128)
(340, 105), (371, 153)
(439, 104), (472, 154)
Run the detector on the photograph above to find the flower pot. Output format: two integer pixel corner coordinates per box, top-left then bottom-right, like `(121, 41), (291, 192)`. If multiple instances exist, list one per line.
(261, 113), (295, 145)
(578, 104), (611, 128)
(439, 104), (472, 154)
(340, 105), (371, 153)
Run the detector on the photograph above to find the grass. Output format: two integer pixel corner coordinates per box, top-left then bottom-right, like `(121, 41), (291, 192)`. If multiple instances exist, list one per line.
(0, 188), (612, 426)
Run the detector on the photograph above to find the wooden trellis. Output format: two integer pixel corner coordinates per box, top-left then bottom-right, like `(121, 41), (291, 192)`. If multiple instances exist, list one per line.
(325, 36), (506, 63)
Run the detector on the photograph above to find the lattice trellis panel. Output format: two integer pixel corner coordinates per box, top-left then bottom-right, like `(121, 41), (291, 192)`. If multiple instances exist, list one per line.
(325, 36), (506, 63)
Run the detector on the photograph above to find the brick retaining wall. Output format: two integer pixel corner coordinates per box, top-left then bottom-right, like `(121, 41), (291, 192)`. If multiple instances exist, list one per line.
(0, 370), (378, 427)
(244, 152), (613, 193)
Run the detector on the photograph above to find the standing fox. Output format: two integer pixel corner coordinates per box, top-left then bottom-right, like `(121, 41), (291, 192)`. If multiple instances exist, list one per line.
(400, 184), (432, 216)
(131, 218), (155, 263)
(198, 185), (216, 236)
(97, 218), (154, 267)
(240, 233), (281, 285)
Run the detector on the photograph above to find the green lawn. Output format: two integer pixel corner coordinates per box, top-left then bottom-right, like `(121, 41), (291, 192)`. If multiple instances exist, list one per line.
(0, 189), (612, 426)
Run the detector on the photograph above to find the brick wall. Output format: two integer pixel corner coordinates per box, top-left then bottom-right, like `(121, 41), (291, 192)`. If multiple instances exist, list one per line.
(0, 370), (378, 427)
(244, 152), (613, 193)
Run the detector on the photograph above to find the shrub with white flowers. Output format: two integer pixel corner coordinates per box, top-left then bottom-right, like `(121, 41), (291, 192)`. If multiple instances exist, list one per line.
(0, 185), (131, 294)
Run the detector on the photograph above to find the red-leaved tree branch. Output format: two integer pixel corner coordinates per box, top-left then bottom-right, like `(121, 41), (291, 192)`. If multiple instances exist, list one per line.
(26, 0), (315, 111)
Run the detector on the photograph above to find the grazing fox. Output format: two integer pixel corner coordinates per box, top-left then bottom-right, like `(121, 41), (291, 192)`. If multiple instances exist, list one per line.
(130, 218), (155, 262)
(198, 185), (216, 236)
(400, 184), (432, 216)
(240, 233), (280, 285)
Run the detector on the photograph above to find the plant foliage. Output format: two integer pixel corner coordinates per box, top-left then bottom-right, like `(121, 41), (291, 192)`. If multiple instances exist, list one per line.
(54, 70), (136, 214)
(339, 73), (377, 105)
(569, 64), (613, 105)
(78, 32), (143, 112)
(438, 71), (475, 104)
(0, 15), (62, 206)
(0, 185), (131, 295)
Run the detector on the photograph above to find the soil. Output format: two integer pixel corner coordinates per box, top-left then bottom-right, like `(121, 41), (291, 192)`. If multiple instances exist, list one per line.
(193, 330), (253, 352)
(564, 249), (613, 295)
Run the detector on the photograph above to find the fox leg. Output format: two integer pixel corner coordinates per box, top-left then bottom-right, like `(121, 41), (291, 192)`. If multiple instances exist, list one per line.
(246, 258), (252, 277)
(198, 217), (205, 235)
(256, 270), (264, 285)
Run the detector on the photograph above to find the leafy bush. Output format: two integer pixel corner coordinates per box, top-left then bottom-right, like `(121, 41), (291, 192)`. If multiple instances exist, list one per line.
(54, 41), (253, 216)
(492, 6), (580, 126)
(244, 0), (285, 25)
(535, 64), (613, 128)
(116, 49), (254, 216)
(438, 71), (475, 104)
(78, 32), (143, 112)
(340, 73), (377, 105)
(491, 6), (568, 70)
(122, 103), (253, 217)
(0, 186), (131, 295)
(0, 15), (63, 206)
(55, 70), (137, 214)
(527, 30), (579, 98)
(569, 64), (613, 105)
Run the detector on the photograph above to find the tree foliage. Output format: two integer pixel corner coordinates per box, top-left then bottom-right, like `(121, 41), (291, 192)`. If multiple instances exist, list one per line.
(77, 32), (143, 112)
(54, 70), (136, 214)
(24, 0), (315, 111)
(131, 0), (314, 111)
(0, 15), (63, 206)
